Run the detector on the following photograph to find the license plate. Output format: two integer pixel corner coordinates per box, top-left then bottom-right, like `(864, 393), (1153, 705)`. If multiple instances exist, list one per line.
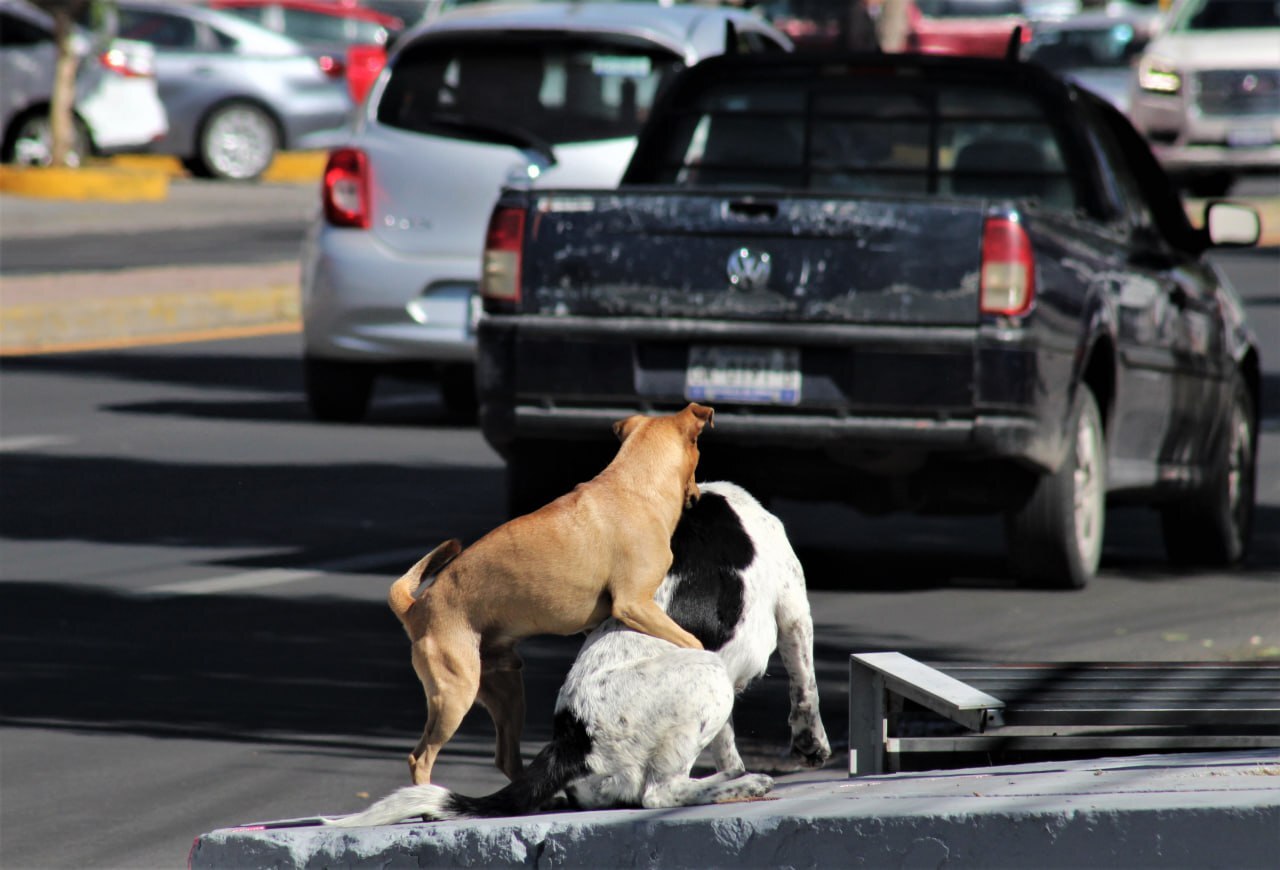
(1226, 128), (1273, 148)
(685, 345), (801, 405)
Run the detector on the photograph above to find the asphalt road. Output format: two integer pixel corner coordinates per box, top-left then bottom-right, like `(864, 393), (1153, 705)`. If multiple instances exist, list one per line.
(1, 182), (1278, 868)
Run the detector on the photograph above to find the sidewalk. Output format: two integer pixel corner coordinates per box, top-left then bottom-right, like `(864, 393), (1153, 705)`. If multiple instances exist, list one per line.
(0, 177), (316, 354)
(190, 750), (1280, 869)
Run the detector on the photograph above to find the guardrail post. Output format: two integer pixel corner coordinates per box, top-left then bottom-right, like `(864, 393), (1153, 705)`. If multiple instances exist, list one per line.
(849, 654), (885, 777)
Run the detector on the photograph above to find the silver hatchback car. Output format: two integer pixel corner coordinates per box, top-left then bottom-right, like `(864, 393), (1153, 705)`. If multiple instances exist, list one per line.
(300, 1), (791, 421)
(115, 1), (353, 180)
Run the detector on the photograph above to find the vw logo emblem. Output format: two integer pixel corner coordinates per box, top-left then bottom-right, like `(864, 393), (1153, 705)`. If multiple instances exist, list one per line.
(726, 248), (772, 292)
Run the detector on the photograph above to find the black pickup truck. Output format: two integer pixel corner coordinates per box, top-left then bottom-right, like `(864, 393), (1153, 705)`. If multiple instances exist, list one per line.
(475, 52), (1262, 589)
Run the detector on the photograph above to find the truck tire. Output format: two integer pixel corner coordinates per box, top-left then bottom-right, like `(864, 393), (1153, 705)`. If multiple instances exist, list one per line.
(1160, 374), (1255, 567)
(305, 356), (374, 423)
(1006, 386), (1106, 589)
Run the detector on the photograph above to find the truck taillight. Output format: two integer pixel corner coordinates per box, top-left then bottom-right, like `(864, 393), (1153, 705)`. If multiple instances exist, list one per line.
(322, 148), (369, 229)
(980, 216), (1035, 316)
(482, 206), (525, 306)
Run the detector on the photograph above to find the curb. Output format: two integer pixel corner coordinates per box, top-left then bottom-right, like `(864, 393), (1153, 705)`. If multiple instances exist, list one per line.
(0, 164), (168, 202)
(0, 152), (327, 203)
(189, 753), (1280, 870)
(106, 151), (328, 184)
(0, 284), (299, 356)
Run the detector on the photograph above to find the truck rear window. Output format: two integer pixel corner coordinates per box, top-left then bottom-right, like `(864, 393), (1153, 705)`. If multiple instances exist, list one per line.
(650, 74), (1077, 211)
(378, 36), (684, 146)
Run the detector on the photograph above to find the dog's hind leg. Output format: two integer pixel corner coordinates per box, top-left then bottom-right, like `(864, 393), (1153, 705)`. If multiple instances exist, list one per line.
(408, 633), (482, 786)
(477, 647), (526, 781)
(642, 770), (774, 808)
(774, 582), (831, 768)
(707, 722), (746, 775)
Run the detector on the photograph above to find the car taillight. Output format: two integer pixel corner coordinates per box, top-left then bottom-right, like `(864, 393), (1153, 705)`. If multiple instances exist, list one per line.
(99, 47), (152, 77)
(481, 206), (525, 307)
(322, 148), (370, 229)
(318, 54), (347, 79)
(980, 216), (1035, 316)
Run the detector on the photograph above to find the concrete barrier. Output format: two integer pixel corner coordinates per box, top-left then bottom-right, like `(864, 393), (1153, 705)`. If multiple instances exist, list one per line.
(190, 751), (1280, 869)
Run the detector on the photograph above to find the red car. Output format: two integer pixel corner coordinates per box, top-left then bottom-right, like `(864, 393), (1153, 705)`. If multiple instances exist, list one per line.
(905, 0), (1028, 58)
(207, 0), (403, 101)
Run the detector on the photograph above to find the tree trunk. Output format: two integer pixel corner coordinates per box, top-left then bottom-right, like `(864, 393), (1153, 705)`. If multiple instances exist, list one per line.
(49, 7), (81, 167)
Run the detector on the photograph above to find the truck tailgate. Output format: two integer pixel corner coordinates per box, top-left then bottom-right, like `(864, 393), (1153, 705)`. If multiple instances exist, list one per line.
(521, 192), (985, 326)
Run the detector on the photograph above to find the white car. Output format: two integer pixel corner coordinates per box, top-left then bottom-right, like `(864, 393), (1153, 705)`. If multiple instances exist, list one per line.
(1129, 0), (1280, 196)
(300, 1), (791, 422)
(0, 0), (167, 166)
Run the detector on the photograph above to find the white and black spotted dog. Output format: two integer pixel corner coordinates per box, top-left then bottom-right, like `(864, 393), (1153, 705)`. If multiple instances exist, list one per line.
(327, 481), (831, 826)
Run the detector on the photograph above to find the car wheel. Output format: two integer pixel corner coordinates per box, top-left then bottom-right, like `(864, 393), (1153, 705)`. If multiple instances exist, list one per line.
(304, 356), (375, 423)
(197, 102), (278, 181)
(10, 113), (89, 167)
(1006, 386), (1106, 589)
(1160, 374), (1255, 567)
(440, 364), (478, 422)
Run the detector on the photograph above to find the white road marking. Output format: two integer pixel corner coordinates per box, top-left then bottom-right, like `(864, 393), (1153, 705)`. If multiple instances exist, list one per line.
(0, 435), (75, 452)
(145, 547), (430, 596)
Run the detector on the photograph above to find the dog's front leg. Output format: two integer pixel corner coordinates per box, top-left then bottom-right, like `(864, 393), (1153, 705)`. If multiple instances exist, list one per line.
(477, 648), (526, 781)
(611, 552), (704, 650)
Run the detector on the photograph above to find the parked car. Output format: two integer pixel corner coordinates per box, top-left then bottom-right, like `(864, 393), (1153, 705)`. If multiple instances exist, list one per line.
(206, 0), (404, 102)
(113, 1), (352, 180)
(1129, 0), (1280, 196)
(477, 51), (1262, 589)
(906, 0), (1029, 58)
(1, 0), (167, 166)
(299, 1), (792, 422)
(1022, 10), (1154, 112)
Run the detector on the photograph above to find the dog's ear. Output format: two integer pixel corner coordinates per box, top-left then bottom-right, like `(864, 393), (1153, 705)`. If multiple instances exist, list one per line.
(682, 403), (714, 440)
(613, 414), (644, 443)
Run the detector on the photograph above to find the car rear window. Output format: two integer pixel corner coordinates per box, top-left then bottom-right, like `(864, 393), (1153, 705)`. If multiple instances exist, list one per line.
(1173, 0), (1280, 29)
(647, 69), (1077, 211)
(377, 36), (685, 146)
(916, 0), (1024, 17)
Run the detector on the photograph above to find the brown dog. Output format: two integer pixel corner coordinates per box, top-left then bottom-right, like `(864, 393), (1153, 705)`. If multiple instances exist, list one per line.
(388, 403), (715, 785)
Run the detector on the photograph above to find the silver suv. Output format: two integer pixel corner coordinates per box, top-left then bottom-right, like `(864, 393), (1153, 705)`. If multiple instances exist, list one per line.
(1129, 0), (1280, 196)
(299, 2), (790, 422)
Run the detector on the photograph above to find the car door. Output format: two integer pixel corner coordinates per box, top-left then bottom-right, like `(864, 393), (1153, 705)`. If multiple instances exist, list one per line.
(1086, 98), (1228, 483)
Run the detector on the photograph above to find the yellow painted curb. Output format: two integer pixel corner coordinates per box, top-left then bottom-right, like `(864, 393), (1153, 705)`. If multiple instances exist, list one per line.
(0, 284), (299, 355)
(0, 164), (169, 202)
(262, 151), (328, 184)
(104, 150), (328, 184)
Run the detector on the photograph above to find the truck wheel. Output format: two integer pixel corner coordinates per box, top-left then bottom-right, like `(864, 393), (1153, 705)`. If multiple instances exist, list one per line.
(1006, 386), (1106, 589)
(304, 357), (374, 423)
(1160, 374), (1255, 567)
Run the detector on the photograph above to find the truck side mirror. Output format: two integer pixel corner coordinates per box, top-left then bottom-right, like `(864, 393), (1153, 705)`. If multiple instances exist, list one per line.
(1204, 202), (1260, 248)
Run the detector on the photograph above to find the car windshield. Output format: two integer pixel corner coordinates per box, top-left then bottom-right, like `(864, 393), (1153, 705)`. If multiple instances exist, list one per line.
(1171, 0), (1280, 29)
(377, 36), (684, 146)
(915, 0), (1023, 18)
(1026, 22), (1145, 70)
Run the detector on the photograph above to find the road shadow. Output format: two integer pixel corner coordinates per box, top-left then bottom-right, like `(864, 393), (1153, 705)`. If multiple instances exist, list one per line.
(2, 346), (468, 427)
(0, 580), (859, 777)
(0, 452), (505, 566)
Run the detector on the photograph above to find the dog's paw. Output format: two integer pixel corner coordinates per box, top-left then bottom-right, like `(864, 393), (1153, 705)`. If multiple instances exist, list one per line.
(742, 773), (774, 796)
(789, 729), (833, 768)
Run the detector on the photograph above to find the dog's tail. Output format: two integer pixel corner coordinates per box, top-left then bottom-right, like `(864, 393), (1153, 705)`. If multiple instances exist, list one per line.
(387, 539), (463, 621)
(324, 711), (592, 827)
